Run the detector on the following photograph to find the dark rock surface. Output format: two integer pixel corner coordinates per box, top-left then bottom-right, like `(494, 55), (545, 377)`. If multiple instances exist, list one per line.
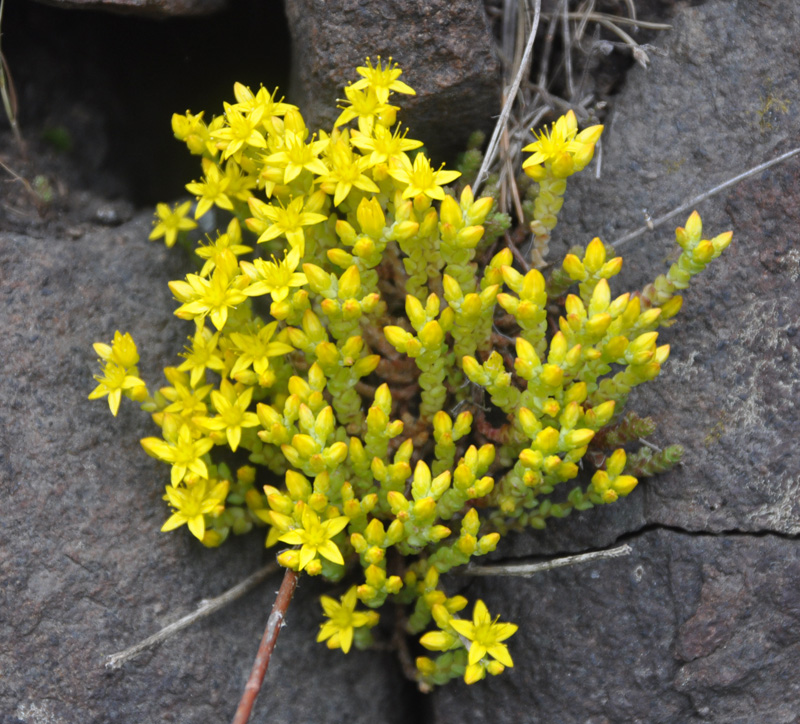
(2, 0), (799, 722)
(432, 2), (800, 721)
(283, 0), (501, 162)
(0, 218), (418, 723)
(436, 530), (800, 724)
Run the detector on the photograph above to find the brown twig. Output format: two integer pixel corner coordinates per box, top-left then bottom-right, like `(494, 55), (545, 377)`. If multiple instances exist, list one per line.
(232, 567), (299, 724)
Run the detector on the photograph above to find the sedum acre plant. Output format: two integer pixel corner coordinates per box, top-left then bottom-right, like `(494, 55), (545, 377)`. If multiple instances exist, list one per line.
(90, 58), (732, 691)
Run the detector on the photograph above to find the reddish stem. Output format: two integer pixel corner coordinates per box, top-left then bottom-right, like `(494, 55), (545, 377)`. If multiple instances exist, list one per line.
(231, 567), (299, 724)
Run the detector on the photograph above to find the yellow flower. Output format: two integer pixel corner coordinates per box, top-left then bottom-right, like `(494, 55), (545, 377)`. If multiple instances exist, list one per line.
(522, 110), (603, 179)
(172, 264), (248, 331)
(317, 586), (379, 653)
(230, 83), (296, 124)
(241, 246), (308, 303)
(193, 379), (260, 452)
(185, 159), (234, 219)
(278, 506), (349, 570)
(350, 56), (416, 104)
(177, 324), (226, 388)
(88, 361), (145, 416)
(334, 85), (399, 135)
(227, 320), (294, 379)
(220, 158), (257, 203)
(350, 124), (422, 167)
(195, 219), (253, 277)
(160, 369), (212, 424)
(141, 423), (215, 486)
(209, 102), (267, 159)
(161, 477), (229, 541)
(263, 129), (330, 184)
(92, 330), (139, 368)
(149, 201), (197, 248)
(317, 132), (380, 207)
(449, 600), (518, 684)
(172, 110), (217, 156)
(247, 195), (328, 255)
(388, 152), (460, 201)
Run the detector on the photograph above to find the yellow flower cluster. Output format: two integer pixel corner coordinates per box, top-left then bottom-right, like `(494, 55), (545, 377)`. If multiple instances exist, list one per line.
(90, 57), (732, 688)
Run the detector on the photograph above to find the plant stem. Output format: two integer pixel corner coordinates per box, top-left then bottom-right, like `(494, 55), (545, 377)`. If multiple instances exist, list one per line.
(232, 567), (299, 724)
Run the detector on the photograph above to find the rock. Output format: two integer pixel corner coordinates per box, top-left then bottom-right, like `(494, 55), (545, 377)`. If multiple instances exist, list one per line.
(0, 215), (417, 722)
(551, 0), (800, 537)
(434, 530), (800, 724)
(283, 0), (501, 162)
(429, 2), (800, 721)
(4, 1), (800, 721)
(30, 0), (226, 17)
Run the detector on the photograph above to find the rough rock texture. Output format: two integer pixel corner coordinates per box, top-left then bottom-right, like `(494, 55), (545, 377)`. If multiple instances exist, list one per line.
(432, 2), (800, 721)
(283, 0), (501, 162)
(31, 0), (226, 17)
(0, 219), (418, 722)
(436, 530), (800, 724)
(3, 1), (800, 722)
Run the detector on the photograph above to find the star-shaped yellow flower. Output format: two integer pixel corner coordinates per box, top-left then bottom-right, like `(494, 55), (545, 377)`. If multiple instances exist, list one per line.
(161, 477), (229, 541)
(263, 129), (330, 184)
(171, 263), (248, 331)
(388, 152), (460, 201)
(141, 423), (215, 486)
(334, 85), (399, 135)
(209, 102), (267, 159)
(449, 600), (518, 684)
(350, 56), (416, 104)
(317, 132), (380, 207)
(241, 247), (308, 303)
(522, 110), (603, 179)
(317, 586), (379, 653)
(186, 159), (234, 219)
(88, 361), (145, 416)
(247, 195), (328, 255)
(278, 507), (349, 571)
(149, 201), (197, 248)
(193, 379), (260, 452)
(350, 124), (422, 167)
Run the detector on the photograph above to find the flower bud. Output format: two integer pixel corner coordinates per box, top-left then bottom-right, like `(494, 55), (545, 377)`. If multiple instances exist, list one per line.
(540, 364), (564, 388)
(584, 237), (606, 272)
(564, 428), (594, 448)
(352, 355), (380, 377)
(327, 248), (353, 269)
(440, 194), (462, 227)
(465, 195), (494, 226)
(338, 265), (362, 300)
(357, 196), (385, 238)
(419, 320), (444, 347)
(303, 263), (333, 294)
(335, 219), (357, 245)
(535, 427), (560, 454)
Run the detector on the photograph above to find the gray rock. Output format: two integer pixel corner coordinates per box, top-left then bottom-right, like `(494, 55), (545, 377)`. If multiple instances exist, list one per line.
(434, 530), (800, 724)
(430, 1), (800, 721)
(551, 0), (800, 537)
(283, 0), (501, 161)
(4, 1), (800, 722)
(0, 218), (416, 722)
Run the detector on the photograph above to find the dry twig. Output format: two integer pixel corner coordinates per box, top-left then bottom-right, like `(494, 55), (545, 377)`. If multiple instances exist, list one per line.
(104, 562), (279, 669)
(612, 146), (800, 248)
(463, 543), (632, 577)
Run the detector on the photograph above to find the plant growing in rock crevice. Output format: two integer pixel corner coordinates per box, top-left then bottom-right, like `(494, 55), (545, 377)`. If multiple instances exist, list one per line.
(90, 57), (731, 710)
